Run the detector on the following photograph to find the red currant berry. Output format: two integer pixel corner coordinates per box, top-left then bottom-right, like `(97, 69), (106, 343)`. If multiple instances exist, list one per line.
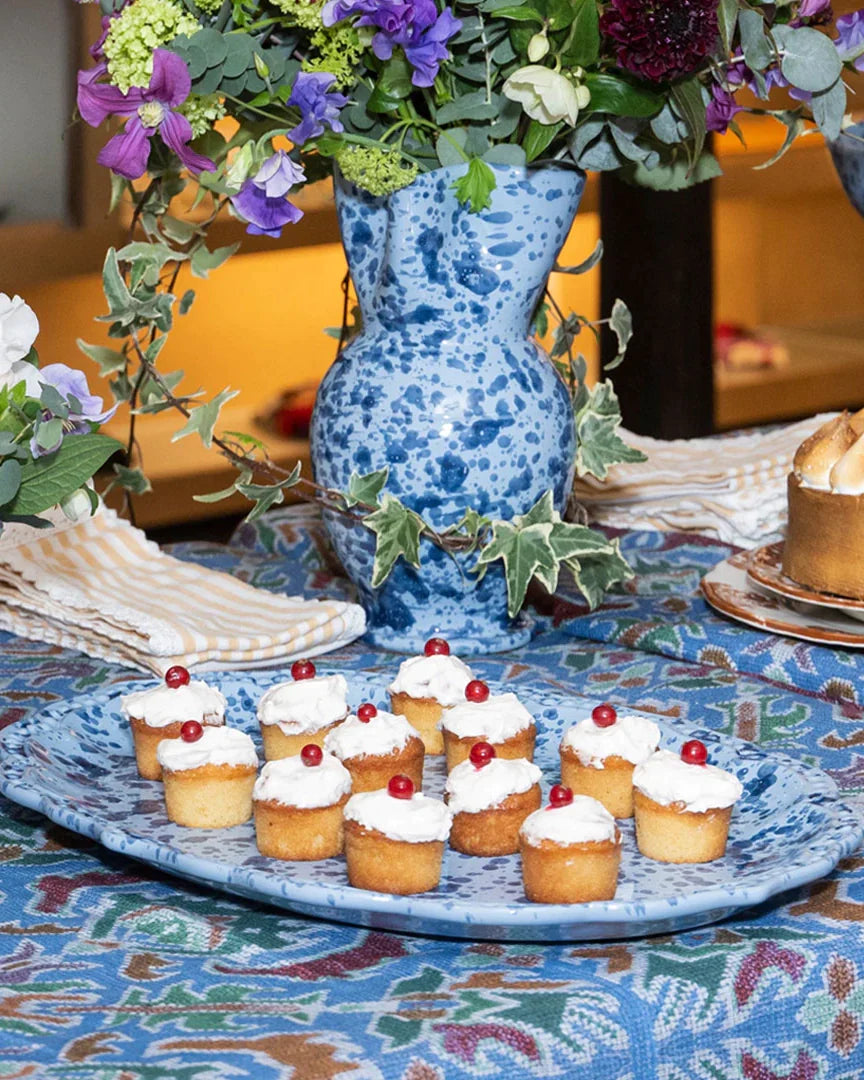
(469, 741), (495, 768)
(424, 637), (450, 656)
(465, 679), (490, 703)
(180, 720), (203, 743)
(388, 774), (414, 799)
(357, 703), (378, 723)
(300, 743), (323, 767)
(548, 784), (574, 809)
(291, 659), (316, 681)
(165, 665), (190, 689)
(681, 740), (708, 766)
(592, 703), (617, 728)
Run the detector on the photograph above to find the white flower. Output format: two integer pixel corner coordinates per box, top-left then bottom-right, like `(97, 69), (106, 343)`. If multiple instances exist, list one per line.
(0, 294), (39, 375)
(0, 361), (43, 397)
(502, 65), (590, 128)
(60, 487), (96, 523)
(527, 32), (550, 63)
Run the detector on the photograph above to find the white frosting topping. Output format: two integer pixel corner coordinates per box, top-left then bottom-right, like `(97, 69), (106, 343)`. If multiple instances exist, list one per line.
(156, 726), (258, 773)
(121, 680), (226, 728)
(561, 713), (661, 768)
(633, 749), (743, 812)
(520, 795), (619, 847)
(324, 709), (416, 760)
(388, 653), (474, 706)
(253, 753), (351, 808)
(829, 433), (864, 495)
(445, 756), (541, 814)
(344, 788), (452, 842)
(441, 692), (535, 741)
(257, 674), (348, 734)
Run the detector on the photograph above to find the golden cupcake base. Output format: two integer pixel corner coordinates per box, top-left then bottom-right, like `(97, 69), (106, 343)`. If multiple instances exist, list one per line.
(344, 821), (445, 894)
(389, 692), (445, 755)
(254, 795), (349, 860)
(340, 736), (425, 793)
(443, 725), (536, 772)
(162, 763), (256, 828)
(633, 790), (732, 864)
(520, 835), (621, 903)
(449, 786), (541, 856)
(560, 749), (637, 819)
(259, 718), (343, 761)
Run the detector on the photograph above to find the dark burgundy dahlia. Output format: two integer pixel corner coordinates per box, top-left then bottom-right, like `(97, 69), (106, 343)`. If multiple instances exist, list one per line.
(600, 0), (720, 83)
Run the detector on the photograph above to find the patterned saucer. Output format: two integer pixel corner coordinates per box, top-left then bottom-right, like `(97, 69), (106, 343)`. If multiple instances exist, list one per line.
(703, 551), (864, 649)
(0, 670), (861, 942)
(747, 542), (864, 623)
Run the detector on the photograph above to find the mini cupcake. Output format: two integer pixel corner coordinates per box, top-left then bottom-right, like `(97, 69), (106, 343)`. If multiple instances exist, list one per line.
(388, 638), (474, 755)
(122, 665), (226, 781)
(559, 703), (660, 819)
(257, 661), (349, 760)
(519, 786), (622, 904)
(157, 723), (258, 829)
(344, 775), (452, 895)
(440, 681), (536, 772)
(445, 742), (542, 856)
(324, 702), (425, 792)
(633, 741), (744, 864)
(253, 744), (352, 860)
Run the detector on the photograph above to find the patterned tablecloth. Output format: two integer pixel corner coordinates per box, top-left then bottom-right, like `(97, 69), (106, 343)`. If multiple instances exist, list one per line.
(1, 506), (863, 1080)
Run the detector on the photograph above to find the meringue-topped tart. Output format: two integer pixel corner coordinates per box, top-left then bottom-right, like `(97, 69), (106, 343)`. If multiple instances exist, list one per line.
(784, 411), (864, 600)
(253, 744), (352, 860)
(440, 683), (537, 771)
(157, 723), (258, 829)
(122, 665), (226, 781)
(257, 661), (349, 760)
(633, 742), (743, 864)
(445, 743), (542, 855)
(388, 637), (474, 755)
(343, 775), (452, 895)
(519, 786), (622, 904)
(324, 703), (425, 792)
(559, 703), (660, 819)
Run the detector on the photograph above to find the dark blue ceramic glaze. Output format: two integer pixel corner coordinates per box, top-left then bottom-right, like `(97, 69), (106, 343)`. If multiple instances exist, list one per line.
(829, 121), (864, 217)
(311, 163), (585, 654)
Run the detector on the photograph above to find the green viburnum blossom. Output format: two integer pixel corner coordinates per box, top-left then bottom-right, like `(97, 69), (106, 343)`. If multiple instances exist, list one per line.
(194, 0), (223, 10)
(103, 0), (200, 92)
(304, 24), (364, 88)
(273, 0), (323, 30)
(336, 147), (419, 197)
(179, 94), (227, 138)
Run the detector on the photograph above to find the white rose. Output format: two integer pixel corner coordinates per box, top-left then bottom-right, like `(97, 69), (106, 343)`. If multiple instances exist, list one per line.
(502, 65), (590, 128)
(0, 294), (39, 375)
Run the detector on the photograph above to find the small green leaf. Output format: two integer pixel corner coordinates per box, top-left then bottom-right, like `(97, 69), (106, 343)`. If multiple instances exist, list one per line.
(607, 298), (633, 370)
(670, 77), (706, 166)
(452, 158), (497, 213)
(35, 419), (64, 452)
(113, 464), (152, 494)
(190, 242), (240, 279)
(564, 537), (633, 609)
(171, 388), (239, 448)
(561, 0), (600, 66)
(365, 494), (425, 588)
(7, 433), (123, 516)
(574, 380), (647, 480)
(583, 73), (663, 118)
(0, 459), (22, 507)
(345, 466), (389, 508)
(738, 8), (774, 73)
(523, 120), (562, 163)
(555, 239), (603, 276)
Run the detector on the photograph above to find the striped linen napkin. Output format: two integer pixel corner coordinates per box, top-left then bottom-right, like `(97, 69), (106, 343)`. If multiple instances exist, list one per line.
(571, 414), (833, 548)
(0, 506), (365, 674)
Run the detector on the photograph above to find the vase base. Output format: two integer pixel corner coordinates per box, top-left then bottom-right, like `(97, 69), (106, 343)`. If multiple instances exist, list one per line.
(361, 615), (534, 657)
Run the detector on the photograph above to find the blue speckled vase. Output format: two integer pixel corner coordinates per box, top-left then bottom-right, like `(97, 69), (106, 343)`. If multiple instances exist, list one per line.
(829, 121), (864, 217)
(311, 163), (585, 655)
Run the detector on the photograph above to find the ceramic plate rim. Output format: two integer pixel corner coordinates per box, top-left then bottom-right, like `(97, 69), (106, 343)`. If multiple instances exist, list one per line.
(747, 541), (864, 615)
(1, 675), (861, 938)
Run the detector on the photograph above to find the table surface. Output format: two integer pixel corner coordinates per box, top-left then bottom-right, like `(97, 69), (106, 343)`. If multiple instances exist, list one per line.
(1, 507), (863, 1080)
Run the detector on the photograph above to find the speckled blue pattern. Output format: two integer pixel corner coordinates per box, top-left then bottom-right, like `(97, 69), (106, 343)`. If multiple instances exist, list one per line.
(1, 669), (860, 943)
(311, 164), (585, 655)
(829, 120), (864, 216)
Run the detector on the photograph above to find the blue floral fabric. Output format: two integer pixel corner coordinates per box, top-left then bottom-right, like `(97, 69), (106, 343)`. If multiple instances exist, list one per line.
(1, 506), (863, 1080)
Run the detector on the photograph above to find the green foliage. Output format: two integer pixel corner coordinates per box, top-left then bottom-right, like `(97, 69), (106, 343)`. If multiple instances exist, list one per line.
(573, 380), (646, 481)
(365, 494), (425, 588)
(451, 158), (497, 212)
(171, 387), (239, 448)
(344, 467), (389, 508)
(4, 434), (123, 517)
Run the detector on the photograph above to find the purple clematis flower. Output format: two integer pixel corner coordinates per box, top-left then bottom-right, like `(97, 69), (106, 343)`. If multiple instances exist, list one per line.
(287, 71), (348, 146)
(77, 49), (215, 180)
(31, 363), (117, 457)
(231, 151), (306, 238)
(323, 0), (461, 87)
(836, 10), (864, 71)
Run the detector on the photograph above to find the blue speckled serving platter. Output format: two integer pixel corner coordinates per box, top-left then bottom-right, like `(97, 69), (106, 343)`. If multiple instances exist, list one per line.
(0, 669), (861, 942)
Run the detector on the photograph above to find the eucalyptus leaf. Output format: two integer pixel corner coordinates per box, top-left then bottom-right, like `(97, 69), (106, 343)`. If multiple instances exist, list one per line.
(776, 25), (843, 93)
(0, 459), (22, 508)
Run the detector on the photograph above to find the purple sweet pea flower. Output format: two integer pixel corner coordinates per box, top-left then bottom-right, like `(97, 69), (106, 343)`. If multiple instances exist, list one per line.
(30, 363), (117, 457)
(706, 86), (743, 134)
(836, 10), (864, 71)
(76, 49), (216, 180)
(799, 0), (831, 15)
(323, 0), (461, 87)
(287, 71), (348, 146)
(231, 152), (306, 238)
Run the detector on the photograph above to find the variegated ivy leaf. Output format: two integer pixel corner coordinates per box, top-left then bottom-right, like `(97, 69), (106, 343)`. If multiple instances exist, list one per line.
(474, 519), (559, 617)
(574, 380), (646, 480)
(564, 536), (633, 609)
(345, 466), (389, 508)
(447, 506), (493, 553)
(171, 387), (239, 448)
(112, 464), (152, 495)
(365, 493), (424, 588)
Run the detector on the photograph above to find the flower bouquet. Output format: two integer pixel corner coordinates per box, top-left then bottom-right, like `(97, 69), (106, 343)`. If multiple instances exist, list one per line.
(0, 294), (121, 532)
(71, 0), (863, 644)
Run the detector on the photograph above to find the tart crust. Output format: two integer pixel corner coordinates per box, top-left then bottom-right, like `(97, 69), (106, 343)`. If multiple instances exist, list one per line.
(783, 473), (864, 600)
